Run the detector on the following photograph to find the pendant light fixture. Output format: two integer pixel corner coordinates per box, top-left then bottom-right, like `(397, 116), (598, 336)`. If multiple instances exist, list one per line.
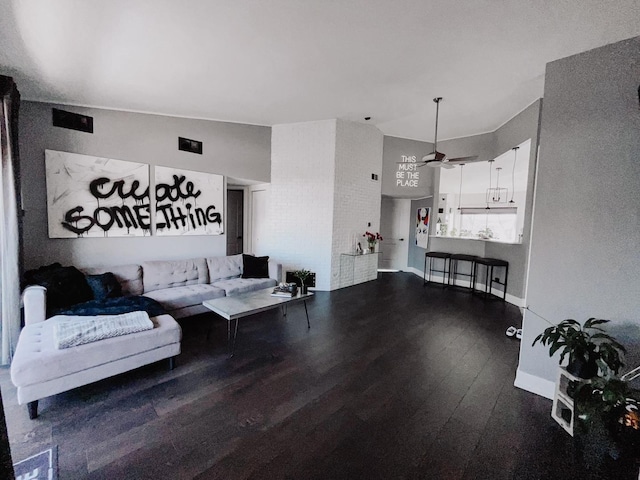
(457, 164), (465, 210)
(486, 161), (508, 204)
(509, 146), (519, 203)
(485, 160), (493, 209)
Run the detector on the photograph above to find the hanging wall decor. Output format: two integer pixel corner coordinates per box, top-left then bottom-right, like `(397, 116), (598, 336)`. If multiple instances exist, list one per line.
(45, 150), (150, 238)
(415, 207), (431, 248)
(154, 166), (224, 236)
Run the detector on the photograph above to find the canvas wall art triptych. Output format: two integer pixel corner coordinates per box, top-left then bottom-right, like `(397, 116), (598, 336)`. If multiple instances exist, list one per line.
(45, 150), (224, 239)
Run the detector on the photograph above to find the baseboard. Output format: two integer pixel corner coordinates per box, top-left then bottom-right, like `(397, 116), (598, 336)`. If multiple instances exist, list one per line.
(514, 368), (555, 400)
(404, 268), (524, 307)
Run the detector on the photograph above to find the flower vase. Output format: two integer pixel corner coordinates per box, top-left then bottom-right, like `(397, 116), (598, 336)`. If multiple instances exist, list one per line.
(300, 284), (308, 295)
(368, 244), (375, 253)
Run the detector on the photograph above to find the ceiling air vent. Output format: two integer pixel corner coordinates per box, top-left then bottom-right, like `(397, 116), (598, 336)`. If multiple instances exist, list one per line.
(179, 137), (203, 154)
(52, 108), (93, 133)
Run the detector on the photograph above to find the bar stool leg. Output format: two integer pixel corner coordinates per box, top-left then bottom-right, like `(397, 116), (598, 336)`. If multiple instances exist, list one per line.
(423, 255), (427, 286)
(503, 265), (508, 301)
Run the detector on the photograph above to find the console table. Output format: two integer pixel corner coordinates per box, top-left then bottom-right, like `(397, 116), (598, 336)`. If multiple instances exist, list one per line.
(339, 252), (379, 288)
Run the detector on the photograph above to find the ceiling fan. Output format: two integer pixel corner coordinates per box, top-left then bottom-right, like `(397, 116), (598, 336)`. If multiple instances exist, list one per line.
(418, 97), (479, 169)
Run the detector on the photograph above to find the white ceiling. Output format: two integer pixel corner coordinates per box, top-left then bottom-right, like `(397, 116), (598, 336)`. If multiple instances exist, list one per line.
(1, 0), (639, 141)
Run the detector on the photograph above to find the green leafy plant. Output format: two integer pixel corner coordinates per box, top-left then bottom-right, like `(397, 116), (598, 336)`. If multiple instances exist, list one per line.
(532, 318), (626, 379)
(293, 269), (311, 286)
(574, 377), (640, 440)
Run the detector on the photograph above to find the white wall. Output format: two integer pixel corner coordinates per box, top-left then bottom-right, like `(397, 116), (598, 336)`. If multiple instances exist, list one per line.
(19, 101), (271, 270)
(331, 120), (383, 289)
(264, 119), (383, 290)
(516, 36), (640, 397)
(264, 120), (337, 290)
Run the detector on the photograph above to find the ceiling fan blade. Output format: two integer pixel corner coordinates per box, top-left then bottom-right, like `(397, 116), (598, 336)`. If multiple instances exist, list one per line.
(421, 151), (446, 162)
(446, 155), (479, 163)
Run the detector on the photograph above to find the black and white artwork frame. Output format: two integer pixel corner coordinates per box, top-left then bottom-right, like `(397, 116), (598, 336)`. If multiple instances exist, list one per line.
(45, 150), (151, 238)
(44, 150), (225, 239)
(154, 166), (224, 236)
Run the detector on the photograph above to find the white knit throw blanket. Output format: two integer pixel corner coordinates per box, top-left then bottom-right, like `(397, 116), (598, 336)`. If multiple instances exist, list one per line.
(53, 311), (154, 349)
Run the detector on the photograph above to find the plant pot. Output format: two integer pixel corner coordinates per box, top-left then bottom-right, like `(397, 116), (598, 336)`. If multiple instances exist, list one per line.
(567, 355), (599, 379)
(300, 285), (308, 295)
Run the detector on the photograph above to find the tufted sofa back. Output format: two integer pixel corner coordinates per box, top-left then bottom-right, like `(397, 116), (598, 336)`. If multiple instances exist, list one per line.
(206, 254), (243, 283)
(141, 258), (209, 293)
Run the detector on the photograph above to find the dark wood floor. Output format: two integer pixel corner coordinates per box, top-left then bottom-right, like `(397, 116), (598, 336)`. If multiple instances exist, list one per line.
(0, 273), (637, 479)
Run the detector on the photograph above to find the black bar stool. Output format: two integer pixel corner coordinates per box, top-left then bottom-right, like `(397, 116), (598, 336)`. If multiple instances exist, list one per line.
(448, 254), (477, 291)
(424, 252), (451, 288)
(473, 257), (509, 301)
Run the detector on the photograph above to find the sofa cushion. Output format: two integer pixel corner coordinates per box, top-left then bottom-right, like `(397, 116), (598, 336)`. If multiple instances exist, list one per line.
(143, 284), (225, 311)
(242, 254), (269, 279)
(81, 264), (143, 297)
(10, 314), (181, 388)
(142, 258), (209, 293)
(206, 254), (243, 283)
(212, 277), (277, 297)
(85, 273), (122, 300)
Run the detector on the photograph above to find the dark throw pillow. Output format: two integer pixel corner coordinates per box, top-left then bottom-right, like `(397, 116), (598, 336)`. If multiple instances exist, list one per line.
(242, 254), (270, 279)
(24, 264), (93, 312)
(85, 272), (123, 301)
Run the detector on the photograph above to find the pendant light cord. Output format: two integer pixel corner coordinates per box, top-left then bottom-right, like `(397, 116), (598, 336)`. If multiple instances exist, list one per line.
(510, 146), (519, 203)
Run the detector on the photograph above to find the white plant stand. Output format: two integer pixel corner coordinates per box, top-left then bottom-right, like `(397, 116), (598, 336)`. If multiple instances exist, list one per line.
(552, 367), (589, 436)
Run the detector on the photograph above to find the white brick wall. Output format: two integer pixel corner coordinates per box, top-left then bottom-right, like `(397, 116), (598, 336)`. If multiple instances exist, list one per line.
(263, 120), (337, 290)
(264, 119), (383, 291)
(332, 120), (383, 289)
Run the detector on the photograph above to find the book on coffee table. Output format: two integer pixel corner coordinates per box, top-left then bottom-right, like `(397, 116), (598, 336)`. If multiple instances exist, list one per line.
(271, 285), (297, 297)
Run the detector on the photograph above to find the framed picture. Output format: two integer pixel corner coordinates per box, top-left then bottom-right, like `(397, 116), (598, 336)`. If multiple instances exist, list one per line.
(416, 207), (430, 248)
(154, 166), (224, 236)
(45, 150), (150, 238)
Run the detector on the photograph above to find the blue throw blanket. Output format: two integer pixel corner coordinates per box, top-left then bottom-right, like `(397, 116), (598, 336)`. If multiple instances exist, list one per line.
(51, 295), (165, 318)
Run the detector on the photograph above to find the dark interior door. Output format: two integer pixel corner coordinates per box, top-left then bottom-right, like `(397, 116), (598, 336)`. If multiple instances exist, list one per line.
(226, 189), (244, 255)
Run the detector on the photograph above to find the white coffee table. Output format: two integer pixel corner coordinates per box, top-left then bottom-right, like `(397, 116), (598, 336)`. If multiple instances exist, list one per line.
(202, 287), (313, 355)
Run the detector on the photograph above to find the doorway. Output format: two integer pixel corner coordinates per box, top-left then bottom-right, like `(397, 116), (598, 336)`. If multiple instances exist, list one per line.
(379, 197), (411, 271)
(226, 189), (244, 255)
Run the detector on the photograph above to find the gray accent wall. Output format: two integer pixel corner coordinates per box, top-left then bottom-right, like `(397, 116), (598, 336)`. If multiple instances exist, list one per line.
(518, 37), (640, 386)
(405, 101), (542, 302)
(19, 101), (271, 270)
(382, 135), (434, 198)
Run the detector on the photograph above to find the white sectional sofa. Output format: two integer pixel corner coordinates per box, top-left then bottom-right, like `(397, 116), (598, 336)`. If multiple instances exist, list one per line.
(12, 254), (281, 418)
(140, 254), (281, 319)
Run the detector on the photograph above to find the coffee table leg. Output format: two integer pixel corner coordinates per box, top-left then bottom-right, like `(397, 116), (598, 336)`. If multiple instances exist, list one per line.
(229, 318), (240, 357)
(304, 300), (310, 329)
(281, 305), (288, 317)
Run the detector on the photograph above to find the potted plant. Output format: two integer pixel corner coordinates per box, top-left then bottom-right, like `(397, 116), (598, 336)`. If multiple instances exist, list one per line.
(573, 376), (640, 459)
(293, 269), (311, 294)
(532, 318), (626, 379)
(363, 231), (383, 253)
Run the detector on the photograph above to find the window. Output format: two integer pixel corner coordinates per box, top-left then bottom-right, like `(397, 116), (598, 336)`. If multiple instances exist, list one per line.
(437, 139), (531, 244)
